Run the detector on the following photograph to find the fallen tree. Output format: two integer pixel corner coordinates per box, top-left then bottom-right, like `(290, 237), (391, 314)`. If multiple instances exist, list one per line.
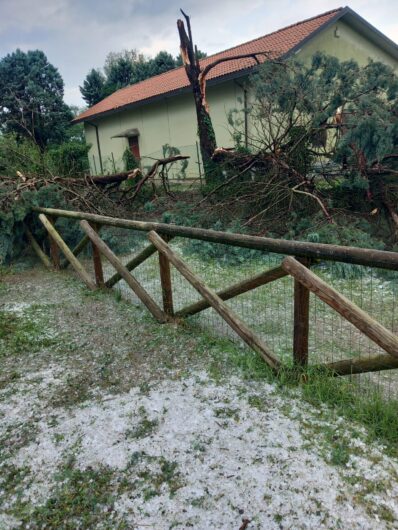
(176, 12), (398, 233)
(0, 154), (189, 263)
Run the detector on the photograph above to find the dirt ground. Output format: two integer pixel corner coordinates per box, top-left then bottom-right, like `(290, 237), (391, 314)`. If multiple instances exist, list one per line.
(1, 265), (398, 529)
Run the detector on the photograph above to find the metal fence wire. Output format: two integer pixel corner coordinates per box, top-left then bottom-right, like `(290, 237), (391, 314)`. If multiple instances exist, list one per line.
(92, 143), (204, 183)
(78, 233), (398, 401)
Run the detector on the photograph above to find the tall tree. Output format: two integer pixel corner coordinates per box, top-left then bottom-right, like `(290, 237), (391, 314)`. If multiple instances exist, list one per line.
(0, 49), (72, 150)
(103, 49), (141, 78)
(148, 51), (177, 76)
(80, 68), (106, 107)
(105, 55), (136, 91)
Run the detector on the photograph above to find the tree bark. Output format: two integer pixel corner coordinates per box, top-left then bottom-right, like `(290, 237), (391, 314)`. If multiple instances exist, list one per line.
(177, 11), (217, 180)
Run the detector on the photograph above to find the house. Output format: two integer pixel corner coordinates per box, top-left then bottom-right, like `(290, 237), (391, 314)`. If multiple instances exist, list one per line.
(73, 6), (398, 177)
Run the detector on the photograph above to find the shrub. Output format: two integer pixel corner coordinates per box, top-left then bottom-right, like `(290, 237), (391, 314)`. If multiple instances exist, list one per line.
(122, 148), (139, 171)
(48, 141), (90, 176)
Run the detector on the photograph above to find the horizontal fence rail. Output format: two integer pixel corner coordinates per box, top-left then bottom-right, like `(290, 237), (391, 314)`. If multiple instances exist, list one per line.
(33, 207), (398, 271)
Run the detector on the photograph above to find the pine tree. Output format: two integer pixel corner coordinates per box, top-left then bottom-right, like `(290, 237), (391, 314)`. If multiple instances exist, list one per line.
(0, 49), (72, 150)
(79, 68), (106, 107)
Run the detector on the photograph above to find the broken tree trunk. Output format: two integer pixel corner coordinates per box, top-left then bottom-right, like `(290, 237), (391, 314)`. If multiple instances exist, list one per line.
(177, 11), (217, 179)
(88, 170), (139, 186)
(177, 10), (272, 183)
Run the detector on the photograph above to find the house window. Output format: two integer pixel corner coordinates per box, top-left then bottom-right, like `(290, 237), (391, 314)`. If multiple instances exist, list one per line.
(128, 135), (140, 160)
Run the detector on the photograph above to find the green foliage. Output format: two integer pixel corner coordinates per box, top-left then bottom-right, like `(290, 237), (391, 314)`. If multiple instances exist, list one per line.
(161, 201), (213, 227)
(296, 217), (385, 250)
(79, 68), (106, 107)
(48, 141), (90, 176)
(183, 220), (264, 264)
(0, 181), (79, 264)
(0, 130), (90, 177)
(331, 59), (398, 167)
(122, 147), (139, 171)
(225, 53), (398, 234)
(0, 49), (72, 149)
(0, 134), (46, 175)
(144, 201), (156, 212)
(147, 51), (177, 77)
(105, 53), (136, 92)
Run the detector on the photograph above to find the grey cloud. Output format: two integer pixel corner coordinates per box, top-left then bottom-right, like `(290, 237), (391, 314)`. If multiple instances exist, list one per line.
(0, 0), (396, 106)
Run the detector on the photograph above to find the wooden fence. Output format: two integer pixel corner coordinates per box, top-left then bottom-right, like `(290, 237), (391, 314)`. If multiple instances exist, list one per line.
(27, 206), (398, 378)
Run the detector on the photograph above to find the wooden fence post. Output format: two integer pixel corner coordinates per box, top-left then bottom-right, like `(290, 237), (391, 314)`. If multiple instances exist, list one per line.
(80, 220), (167, 323)
(282, 256), (398, 359)
(158, 235), (174, 316)
(293, 258), (310, 366)
(90, 223), (104, 287)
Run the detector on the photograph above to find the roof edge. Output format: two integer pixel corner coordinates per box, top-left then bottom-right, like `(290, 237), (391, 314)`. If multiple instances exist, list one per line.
(74, 67), (255, 124)
(342, 6), (398, 59)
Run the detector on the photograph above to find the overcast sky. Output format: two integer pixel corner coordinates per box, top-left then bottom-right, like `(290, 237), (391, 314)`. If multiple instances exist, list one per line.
(0, 0), (397, 107)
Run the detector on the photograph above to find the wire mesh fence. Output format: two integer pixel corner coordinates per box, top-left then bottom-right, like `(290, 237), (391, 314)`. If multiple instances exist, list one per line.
(91, 143), (204, 184)
(140, 144), (203, 183)
(75, 230), (398, 401)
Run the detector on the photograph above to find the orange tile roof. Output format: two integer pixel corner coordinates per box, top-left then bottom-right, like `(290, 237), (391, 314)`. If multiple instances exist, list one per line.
(74, 8), (343, 123)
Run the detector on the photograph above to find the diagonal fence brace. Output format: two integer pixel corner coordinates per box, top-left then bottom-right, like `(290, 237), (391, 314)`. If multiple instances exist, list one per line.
(282, 256), (398, 359)
(39, 214), (97, 291)
(80, 220), (167, 323)
(176, 265), (287, 318)
(148, 230), (281, 371)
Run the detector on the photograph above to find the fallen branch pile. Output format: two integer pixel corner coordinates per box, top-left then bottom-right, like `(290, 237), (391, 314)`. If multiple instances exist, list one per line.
(0, 154), (190, 217)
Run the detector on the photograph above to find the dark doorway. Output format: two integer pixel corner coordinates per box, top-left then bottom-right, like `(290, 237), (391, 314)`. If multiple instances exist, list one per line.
(128, 136), (140, 160)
